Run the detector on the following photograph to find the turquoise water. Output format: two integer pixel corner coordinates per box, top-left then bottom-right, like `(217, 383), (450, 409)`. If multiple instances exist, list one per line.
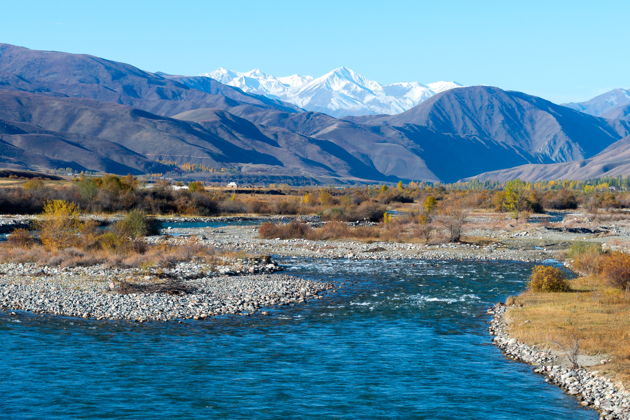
(158, 220), (264, 230)
(528, 211), (566, 223)
(0, 258), (595, 419)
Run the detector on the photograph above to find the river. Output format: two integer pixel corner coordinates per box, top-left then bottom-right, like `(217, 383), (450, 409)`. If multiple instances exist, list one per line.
(0, 258), (595, 418)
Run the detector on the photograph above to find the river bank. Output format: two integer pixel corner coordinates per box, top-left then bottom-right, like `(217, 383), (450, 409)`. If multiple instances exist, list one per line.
(489, 303), (630, 419)
(1, 210), (628, 322)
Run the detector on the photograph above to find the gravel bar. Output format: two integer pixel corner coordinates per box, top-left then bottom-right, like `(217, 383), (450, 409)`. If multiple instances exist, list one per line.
(0, 262), (333, 322)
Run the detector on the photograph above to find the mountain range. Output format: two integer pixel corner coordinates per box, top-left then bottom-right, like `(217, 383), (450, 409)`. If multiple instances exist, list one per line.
(206, 67), (462, 117)
(565, 88), (630, 121)
(0, 43), (628, 183)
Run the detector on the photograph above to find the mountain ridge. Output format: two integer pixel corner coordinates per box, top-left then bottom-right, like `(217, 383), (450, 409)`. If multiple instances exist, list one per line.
(0, 43), (627, 183)
(206, 66), (462, 117)
(564, 88), (630, 117)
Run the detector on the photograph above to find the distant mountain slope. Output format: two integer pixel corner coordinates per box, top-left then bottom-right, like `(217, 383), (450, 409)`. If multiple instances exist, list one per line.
(206, 66), (462, 117)
(175, 106), (530, 183)
(0, 118), (171, 174)
(372, 86), (623, 163)
(565, 88), (630, 117)
(0, 90), (393, 181)
(0, 43), (300, 116)
(175, 85), (626, 182)
(466, 136), (630, 181)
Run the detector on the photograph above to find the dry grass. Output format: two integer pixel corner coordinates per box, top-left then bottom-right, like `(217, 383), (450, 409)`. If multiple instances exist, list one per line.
(506, 275), (630, 387)
(258, 217), (473, 244)
(0, 238), (220, 269)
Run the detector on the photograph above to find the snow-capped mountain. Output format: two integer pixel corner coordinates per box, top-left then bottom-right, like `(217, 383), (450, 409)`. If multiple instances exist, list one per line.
(205, 66), (462, 117)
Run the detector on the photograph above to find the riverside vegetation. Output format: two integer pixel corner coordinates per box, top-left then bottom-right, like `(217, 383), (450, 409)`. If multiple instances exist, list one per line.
(503, 243), (630, 396)
(1, 173), (629, 414)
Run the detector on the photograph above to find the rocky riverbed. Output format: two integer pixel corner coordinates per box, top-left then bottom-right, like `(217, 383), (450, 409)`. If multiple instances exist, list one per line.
(0, 261), (333, 321)
(489, 303), (630, 420)
(156, 224), (558, 262)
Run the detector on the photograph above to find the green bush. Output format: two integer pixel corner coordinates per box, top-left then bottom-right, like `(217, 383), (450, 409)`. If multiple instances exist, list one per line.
(113, 210), (149, 239)
(528, 265), (571, 292)
(566, 242), (603, 259)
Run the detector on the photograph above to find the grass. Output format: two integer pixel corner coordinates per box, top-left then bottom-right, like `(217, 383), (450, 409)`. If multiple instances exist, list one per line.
(258, 216), (470, 244)
(506, 274), (630, 387)
(0, 237), (222, 269)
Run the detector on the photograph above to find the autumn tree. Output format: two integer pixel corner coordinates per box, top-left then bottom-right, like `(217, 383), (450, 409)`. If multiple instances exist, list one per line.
(38, 200), (82, 250)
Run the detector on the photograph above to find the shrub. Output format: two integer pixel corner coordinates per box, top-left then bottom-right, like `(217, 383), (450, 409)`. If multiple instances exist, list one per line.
(566, 242), (603, 259)
(423, 196), (437, 214)
(321, 207), (347, 221)
(7, 228), (35, 248)
(543, 190), (578, 210)
(113, 210), (149, 239)
(22, 179), (45, 191)
(258, 221), (311, 239)
(272, 199), (300, 215)
(600, 252), (630, 291)
(38, 200), (82, 250)
(528, 265), (571, 292)
(97, 231), (127, 252)
(439, 209), (466, 243)
(188, 181), (205, 192)
(309, 221), (349, 240)
(566, 242), (605, 275)
(350, 202), (385, 222)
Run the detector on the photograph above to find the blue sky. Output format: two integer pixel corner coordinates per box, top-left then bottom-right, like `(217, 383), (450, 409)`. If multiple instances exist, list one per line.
(1, 0), (628, 103)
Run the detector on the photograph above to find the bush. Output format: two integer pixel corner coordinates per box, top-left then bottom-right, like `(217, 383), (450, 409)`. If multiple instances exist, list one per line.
(113, 210), (149, 239)
(7, 228), (35, 248)
(439, 209), (466, 243)
(309, 221), (350, 240)
(258, 221), (311, 239)
(38, 200), (82, 250)
(528, 265), (571, 292)
(543, 190), (578, 210)
(600, 252), (630, 291)
(188, 181), (205, 192)
(566, 242), (603, 258)
(97, 231), (128, 253)
(567, 242), (605, 275)
(350, 202), (385, 222)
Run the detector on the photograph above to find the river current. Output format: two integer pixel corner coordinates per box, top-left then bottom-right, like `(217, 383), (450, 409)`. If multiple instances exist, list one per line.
(1, 258), (595, 418)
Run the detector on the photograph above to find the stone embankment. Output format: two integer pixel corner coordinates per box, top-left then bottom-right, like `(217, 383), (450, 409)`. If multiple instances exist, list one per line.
(489, 303), (630, 420)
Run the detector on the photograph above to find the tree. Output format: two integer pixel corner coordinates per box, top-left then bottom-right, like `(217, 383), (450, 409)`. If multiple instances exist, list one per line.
(38, 200), (82, 250)
(495, 179), (542, 218)
(423, 196), (437, 215)
(188, 181), (205, 192)
(77, 177), (98, 202)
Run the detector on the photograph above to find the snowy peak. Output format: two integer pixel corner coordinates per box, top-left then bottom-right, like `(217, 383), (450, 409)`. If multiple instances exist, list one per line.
(427, 81), (463, 93)
(207, 67), (236, 84)
(203, 67), (462, 117)
(277, 74), (313, 89)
